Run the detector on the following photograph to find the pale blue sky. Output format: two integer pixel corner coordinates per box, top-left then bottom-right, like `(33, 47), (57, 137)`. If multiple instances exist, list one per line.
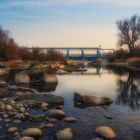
(0, 0), (140, 48)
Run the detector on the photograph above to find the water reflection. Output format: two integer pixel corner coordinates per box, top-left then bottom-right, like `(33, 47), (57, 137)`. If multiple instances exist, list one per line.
(107, 66), (140, 111)
(30, 82), (58, 92)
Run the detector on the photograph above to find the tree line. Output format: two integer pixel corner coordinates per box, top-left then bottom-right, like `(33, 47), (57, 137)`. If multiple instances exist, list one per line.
(0, 14), (140, 62)
(0, 25), (64, 61)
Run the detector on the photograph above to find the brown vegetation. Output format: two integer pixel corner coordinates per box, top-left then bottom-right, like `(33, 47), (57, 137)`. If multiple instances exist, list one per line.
(0, 25), (65, 61)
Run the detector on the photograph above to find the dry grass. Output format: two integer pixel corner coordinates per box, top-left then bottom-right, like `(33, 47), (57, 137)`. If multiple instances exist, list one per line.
(0, 60), (23, 68)
(127, 57), (140, 63)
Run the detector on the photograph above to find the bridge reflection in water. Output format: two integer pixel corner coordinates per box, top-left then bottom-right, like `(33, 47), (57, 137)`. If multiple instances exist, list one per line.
(28, 47), (114, 60)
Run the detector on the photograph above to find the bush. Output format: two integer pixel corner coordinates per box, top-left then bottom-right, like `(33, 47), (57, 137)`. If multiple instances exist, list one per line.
(107, 49), (129, 62)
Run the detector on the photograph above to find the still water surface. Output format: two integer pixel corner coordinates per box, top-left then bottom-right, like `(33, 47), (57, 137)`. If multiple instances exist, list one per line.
(1, 66), (140, 140)
(48, 67), (140, 140)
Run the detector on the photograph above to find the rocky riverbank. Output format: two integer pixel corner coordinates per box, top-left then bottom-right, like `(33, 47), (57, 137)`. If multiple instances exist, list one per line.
(0, 80), (118, 140)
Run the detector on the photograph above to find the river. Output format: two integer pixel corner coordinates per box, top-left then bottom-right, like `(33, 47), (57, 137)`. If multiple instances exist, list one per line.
(1, 66), (140, 140)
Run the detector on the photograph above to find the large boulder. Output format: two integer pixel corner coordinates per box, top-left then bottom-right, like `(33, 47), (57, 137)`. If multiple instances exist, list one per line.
(43, 74), (58, 83)
(74, 92), (113, 106)
(95, 126), (117, 139)
(55, 128), (73, 140)
(22, 128), (42, 138)
(15, 71), (30, 84)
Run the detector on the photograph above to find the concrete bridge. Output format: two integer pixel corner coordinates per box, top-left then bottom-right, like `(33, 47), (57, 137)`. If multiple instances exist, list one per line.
(29, 47), (114, 61)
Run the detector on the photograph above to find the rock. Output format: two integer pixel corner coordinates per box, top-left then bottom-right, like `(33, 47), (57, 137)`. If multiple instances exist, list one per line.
(45, 123), (54, 128)
(8, 127), (18, 133)
(7, 85), (38, 94)
(49, 109), (65, 119)
(64, 117), (77, 122)
(74, 92), (113, 106)
(104, 113), (113, 119)
(56, 105), (64, 110)
(21, 63), (31, 69)
(13, 119), (21, 124)
(3, 118), (10, 123)
(0, 81), (6, 87)
(92, 138), (103, 140)
(20, 107), (26, 113)
(38, 123), (46, 129)
(48, 118), (58, 123)
(22, 128), (42, 138)
(41, 94), (64, 105)
(56, 128), (73, 140)
(6, 105), (13, 111)
(14, 113), (27, 120)
(56, 69), (69, 74)
(41, 102), (48, 110)
(32, 114), (46, 122)
(20, 136), (35, 140)
(59, 65), (65, 69)
(43, 74), (58, 83)
(95, 126), (117, 139)
(2, 114), (9, 119)
(15, 71), (30, 84)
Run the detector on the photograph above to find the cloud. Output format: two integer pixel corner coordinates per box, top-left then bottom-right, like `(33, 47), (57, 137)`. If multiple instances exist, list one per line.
(0, 0), (140, 9)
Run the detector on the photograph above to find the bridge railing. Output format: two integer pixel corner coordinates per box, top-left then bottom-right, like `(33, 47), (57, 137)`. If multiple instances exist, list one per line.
(28, 47), (114, 60)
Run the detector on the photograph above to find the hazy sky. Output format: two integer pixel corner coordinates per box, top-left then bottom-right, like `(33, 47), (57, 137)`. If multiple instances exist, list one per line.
(0, 0), (140, 49)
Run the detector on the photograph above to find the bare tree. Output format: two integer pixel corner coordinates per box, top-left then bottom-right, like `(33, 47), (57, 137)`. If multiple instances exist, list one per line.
(19, 47), (33, 60)
(117, 15), (140, 56)
(0, 25), (9, 58)
(4, 38), (20, 60)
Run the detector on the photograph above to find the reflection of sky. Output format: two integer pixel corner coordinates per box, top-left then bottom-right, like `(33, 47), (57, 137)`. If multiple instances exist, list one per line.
(51, 73), (117, 100)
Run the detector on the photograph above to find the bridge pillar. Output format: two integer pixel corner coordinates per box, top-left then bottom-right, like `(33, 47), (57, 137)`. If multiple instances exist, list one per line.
(96, 48), (100, 56)
(66, 49), (70, 59)
(81, 49), (84, 60)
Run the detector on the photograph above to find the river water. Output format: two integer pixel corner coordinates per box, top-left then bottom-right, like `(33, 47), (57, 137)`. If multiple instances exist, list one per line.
(1, 66), (140, 140)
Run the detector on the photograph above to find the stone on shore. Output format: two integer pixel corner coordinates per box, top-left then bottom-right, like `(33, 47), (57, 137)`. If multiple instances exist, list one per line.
(6, 104), (13, 111)
(49, 109), (65, 119)
(22, 128), (42, 138)
(95, 126), (117, 139)
(8, 127), (18, 133)
(74, 92), (113, 106)
(45, 123), (54, 128)
(41, 102), (48, 107)
(64, 117), (77, 122)
(56, 128), (73, 140)
(20, 136), (35, 140)
(0, 80), (6, 87)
